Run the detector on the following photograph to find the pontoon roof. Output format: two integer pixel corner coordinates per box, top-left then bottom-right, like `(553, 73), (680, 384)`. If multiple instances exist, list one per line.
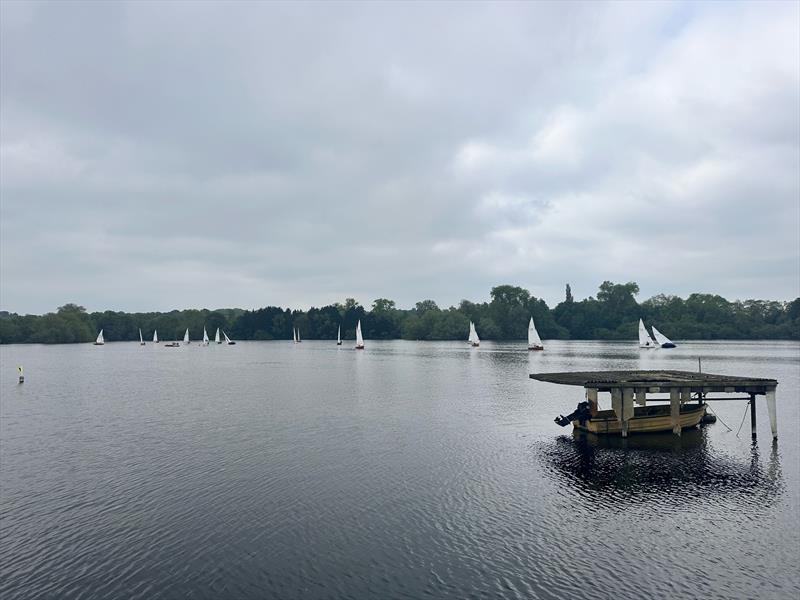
(529, 370), (777, 393)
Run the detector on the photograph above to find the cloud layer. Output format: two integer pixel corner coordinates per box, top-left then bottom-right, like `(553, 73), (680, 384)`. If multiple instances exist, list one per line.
(2, 1), (798, 313)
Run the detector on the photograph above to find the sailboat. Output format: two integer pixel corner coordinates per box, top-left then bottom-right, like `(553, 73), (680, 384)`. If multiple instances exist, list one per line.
(337, 325), (342, 346)
(355, 320), (364, 349)
(215, 328), (221, 344)
(638, 319), (658, 349)
(468, 321), (480, 347)
(94, 329), (105, 345)
(183, 328), (190, 344)
(223, 330), (236, 345)
(293, 327), (300, 343)
(652, 326), (677, 349)
(202, 327), (209, 346)
(139, 328), (145, 346)
(153, 329), (159, 343)
(528, 317), (544, 351)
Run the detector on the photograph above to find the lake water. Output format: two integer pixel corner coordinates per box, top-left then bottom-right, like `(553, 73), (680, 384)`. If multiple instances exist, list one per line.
(1, 340), (798, 599)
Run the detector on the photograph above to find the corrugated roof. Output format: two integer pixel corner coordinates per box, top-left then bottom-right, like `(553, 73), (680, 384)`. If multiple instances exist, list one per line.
(529, 370), (777, 390)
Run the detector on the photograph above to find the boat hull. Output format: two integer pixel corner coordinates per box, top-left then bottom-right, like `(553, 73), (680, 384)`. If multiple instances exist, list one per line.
(573, 404), (705, 435)
(661, 343), (677, 349)
(528, 346), (544, 351)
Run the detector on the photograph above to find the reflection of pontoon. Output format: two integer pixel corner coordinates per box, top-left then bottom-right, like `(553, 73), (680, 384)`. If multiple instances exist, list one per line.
(531, 370), (779, 439)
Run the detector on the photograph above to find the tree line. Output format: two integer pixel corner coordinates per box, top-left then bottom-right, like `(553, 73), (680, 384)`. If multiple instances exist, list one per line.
(0, 281), (797, 344)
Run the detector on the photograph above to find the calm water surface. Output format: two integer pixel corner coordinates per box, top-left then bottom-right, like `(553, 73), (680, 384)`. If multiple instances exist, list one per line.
(1, 340), (799, 599)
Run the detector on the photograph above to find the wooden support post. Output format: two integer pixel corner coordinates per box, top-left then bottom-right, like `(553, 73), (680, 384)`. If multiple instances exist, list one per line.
(670, 388), (681, 436)
(621, 388), (634, 438)
(611, 388), (622, 423)
(586, 388), (598, 416)
(766, 389), (777, 440)
(750, 393), (757, 440)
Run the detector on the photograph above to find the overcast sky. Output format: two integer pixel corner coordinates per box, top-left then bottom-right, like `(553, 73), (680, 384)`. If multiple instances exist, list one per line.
(1, 1), (798, 314)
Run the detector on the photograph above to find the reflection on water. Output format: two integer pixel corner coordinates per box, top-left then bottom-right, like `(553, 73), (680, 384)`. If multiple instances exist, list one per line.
(537, 428), (784, 504)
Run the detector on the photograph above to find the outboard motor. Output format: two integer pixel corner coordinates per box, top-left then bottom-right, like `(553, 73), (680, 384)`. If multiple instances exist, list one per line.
(554, 401), (592, 427)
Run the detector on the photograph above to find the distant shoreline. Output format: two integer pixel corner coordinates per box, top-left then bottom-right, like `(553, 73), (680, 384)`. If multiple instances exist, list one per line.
(1, 282), (798, 344)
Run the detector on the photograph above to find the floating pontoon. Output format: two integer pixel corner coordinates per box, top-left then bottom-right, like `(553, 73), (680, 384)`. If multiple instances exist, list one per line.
(530, 370), (778, 439)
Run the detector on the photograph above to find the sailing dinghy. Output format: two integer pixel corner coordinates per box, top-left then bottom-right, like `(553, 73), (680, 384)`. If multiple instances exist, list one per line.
(94, 330), (105, 345)
(202, 327), (209, 346)
(638, 319), (658, 349)
(153, 329), (159, 343)
(651, 326), (677, 349)
(528, 317), (544, 351)
(337, 325), (342, 346)
(183, 328), (190, 345)
(215, 328), (221, 344)
(223, 331), (235, 345)
(355, 320), (364, 349)
(139, 328), (145, 346)
(468, 321), (480, 347)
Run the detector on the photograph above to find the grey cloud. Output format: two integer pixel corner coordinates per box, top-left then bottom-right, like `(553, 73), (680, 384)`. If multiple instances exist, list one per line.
(1, 0), (798, 314)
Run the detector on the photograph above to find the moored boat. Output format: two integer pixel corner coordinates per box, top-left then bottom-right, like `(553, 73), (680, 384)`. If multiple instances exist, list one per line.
(531, 369), (779, 439)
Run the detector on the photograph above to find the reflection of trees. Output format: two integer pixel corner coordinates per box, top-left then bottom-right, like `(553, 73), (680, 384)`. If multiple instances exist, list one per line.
(535, 429), (783, 507)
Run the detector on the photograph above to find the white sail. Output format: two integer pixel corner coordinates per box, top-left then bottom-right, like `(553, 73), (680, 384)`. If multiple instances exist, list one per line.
(468, 321), (480, 346)
(652, 326), (675, 347)
(223, 330), (233, 344)
(202, 327), (209, 345)
(183, 328), (190, 344)
(215, 328), (221, 343)
(95, 329), (104, 344)
(528, 317), (543, 349)
(638, 319), (657, 348)
(153, 329), (158, 343)
(337, 325), (341, 344)
(293, 327), (297, 343)
(139, 328), (144, 345)
(297, 329), (301, 342)
(355, 320), (364, 348)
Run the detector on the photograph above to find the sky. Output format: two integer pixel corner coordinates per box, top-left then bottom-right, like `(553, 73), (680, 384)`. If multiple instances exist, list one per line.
(1, 0), (798, 314)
